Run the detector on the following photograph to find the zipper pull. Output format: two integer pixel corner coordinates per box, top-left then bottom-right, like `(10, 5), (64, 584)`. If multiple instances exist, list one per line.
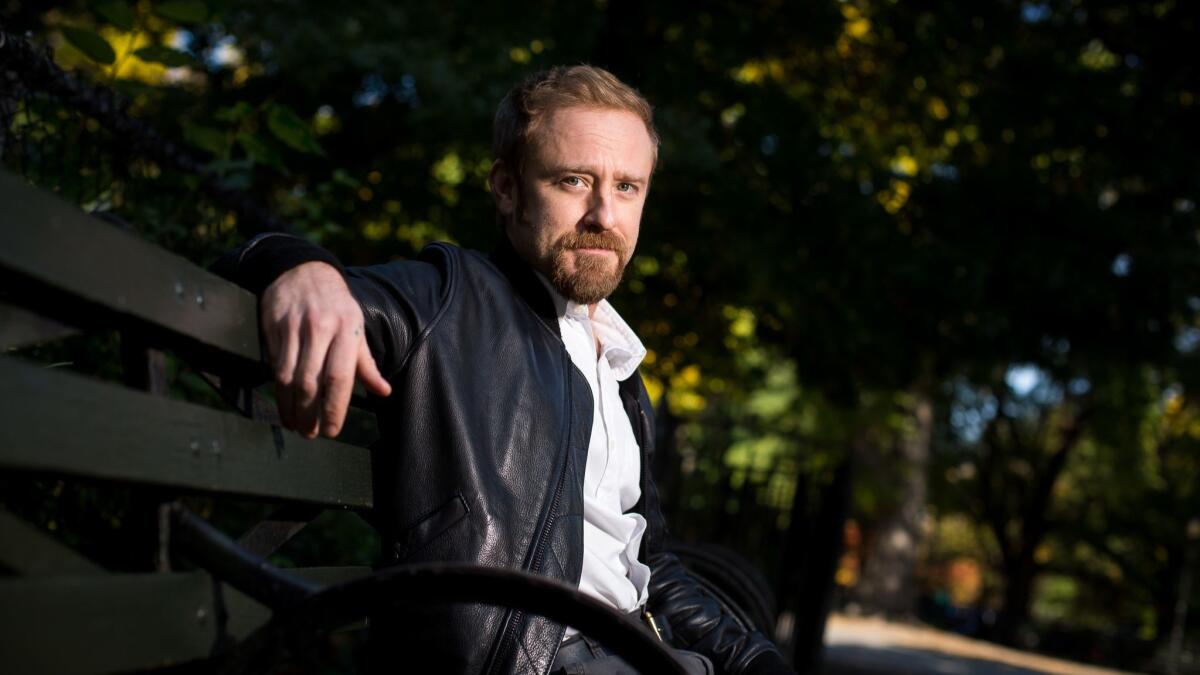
(643, 610), (664, 641)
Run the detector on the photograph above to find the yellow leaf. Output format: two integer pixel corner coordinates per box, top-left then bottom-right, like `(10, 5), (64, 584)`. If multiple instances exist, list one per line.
(642, 374), (664, 407)
(432, 152), (465, 186)
(732, 60), (766, 85)
(845, 18), (872, 39)
(362, 219), (392, 241)
(679, 365), (701, 387)
(509, 46), (531, 64)
(892, 154), (919, 177)
(672, 391), (707, 414)
(927, 97), (950, 120)
(730, 308), (755, 338)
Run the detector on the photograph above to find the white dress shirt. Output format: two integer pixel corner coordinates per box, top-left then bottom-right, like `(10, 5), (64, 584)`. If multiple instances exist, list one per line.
(538, 276), (652, 627)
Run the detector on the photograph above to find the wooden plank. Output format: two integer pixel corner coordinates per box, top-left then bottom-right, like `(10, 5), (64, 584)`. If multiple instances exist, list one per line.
(0, 572), (217, 674)
(0, 509), (104, 576)
(0, 302), (77, 350)
(0, 170), (261, 364)
(0, 357), (374, 508)
(0, 567), (371, 675)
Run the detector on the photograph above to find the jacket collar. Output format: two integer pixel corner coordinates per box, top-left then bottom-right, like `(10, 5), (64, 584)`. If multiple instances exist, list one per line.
(489, 236), (561, 339)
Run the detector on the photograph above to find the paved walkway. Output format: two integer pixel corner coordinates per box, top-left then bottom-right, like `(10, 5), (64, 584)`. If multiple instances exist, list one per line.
(822, 614), (1138, 675)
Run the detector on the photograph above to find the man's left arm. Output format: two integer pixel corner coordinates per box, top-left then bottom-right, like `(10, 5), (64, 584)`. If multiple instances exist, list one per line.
(646, 551), (794, 675)
(629, 375), (795, 675)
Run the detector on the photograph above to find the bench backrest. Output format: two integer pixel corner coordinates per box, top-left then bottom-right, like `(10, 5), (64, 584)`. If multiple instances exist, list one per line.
(0, 169), (376, 674)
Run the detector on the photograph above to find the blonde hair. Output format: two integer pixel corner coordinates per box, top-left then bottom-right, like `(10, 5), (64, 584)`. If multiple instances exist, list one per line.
(492, 65), (659, 177)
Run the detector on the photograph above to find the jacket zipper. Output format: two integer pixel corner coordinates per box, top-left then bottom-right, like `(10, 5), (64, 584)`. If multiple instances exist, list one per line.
(490, 361), (575, 673)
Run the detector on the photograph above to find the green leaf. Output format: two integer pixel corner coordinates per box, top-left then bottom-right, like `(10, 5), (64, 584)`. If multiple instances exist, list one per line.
(153, 0), (208, 23)
(266, 104), (324, 155)
(331, 168), (360, 188)
(112, 79), (155, 98)
(215, 102), (255, 123)
(181, 121), (227, 156)
(217, 172), (252, 191)
(61, 26), (116, 65)
(206, 158), (254, 174)
(236, 133), (284, 170)
(134, 45), (196, 68)
(94, 1), (135, 30)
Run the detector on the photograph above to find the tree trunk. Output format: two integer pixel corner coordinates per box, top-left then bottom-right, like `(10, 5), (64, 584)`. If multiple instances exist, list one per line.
(855, 390), (933, 617)
(994, 553), (1037, 645)
(990, 400), (1087, 645)
(784, 458), (853, 674)
(1165, 517), (1199, 674)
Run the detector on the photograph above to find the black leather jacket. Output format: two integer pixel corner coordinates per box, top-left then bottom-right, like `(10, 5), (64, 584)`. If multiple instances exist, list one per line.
(214, 236), (790, 675)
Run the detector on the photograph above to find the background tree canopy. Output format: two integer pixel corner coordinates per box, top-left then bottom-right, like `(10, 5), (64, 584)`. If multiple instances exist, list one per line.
(2, 0), (1198, 671)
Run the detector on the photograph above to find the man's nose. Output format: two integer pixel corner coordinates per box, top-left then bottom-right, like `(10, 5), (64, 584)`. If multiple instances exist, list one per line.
(584, 187), (617, 230)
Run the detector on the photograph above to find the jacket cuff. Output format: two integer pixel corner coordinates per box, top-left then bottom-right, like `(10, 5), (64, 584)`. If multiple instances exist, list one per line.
(211, 232), (344, 295)
(742, 649), (795, 675)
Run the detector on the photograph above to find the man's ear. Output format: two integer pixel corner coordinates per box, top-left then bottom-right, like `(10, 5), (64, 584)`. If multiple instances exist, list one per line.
(489, 160), (517, 219)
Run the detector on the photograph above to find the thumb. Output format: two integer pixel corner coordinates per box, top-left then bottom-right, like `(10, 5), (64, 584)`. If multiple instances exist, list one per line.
(356, 340), (392, 397)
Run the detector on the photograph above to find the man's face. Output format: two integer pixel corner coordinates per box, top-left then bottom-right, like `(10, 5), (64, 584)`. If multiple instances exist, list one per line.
(492, 106), (654, 305)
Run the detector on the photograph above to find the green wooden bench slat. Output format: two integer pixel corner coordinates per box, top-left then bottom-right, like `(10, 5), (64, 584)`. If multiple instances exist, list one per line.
(0, 357), (373, 508)
(0, 572), (216, 674)
(0, 509), (104, 576)
(0, 170), (260, 363)
(0, 567), (371, 675)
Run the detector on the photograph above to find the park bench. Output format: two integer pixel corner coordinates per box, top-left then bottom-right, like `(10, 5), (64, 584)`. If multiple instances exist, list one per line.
(0, 169), (690, 673)
(0, 169), (773, 674)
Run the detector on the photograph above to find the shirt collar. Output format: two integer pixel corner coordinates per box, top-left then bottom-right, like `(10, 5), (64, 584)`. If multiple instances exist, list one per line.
(535, 273), (647, 381)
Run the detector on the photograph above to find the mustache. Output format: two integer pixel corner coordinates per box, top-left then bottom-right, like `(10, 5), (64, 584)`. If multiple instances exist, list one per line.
(554, 231), (624, 252)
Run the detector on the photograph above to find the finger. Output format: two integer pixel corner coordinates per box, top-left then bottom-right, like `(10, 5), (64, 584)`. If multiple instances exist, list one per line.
(267, 316), (300, 430)
(273, 320), (300, 385)
(356, 337), (392, 397)
(293, 326), (326, 439)
(319, 332), (359, 437)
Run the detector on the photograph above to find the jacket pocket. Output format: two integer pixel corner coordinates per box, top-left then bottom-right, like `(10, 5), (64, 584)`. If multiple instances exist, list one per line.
(393, 491), (470, 561)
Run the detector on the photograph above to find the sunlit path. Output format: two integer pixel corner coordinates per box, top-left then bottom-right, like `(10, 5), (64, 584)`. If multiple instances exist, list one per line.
(822, 614), (1138, 675)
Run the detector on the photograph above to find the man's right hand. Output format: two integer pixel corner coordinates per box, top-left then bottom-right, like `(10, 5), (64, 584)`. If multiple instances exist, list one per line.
(260, 261), (392, 439)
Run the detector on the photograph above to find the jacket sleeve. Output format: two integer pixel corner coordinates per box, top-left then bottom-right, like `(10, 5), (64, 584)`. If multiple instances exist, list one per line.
(646, 552), (794, 675)
(210, 233), (453, 379)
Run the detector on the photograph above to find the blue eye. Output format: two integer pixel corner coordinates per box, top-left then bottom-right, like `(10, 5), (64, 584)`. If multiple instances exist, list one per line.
(562, 176), (584, 187)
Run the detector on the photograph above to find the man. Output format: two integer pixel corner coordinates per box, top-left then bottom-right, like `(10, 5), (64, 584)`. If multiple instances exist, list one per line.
(215, 65), (792, 675)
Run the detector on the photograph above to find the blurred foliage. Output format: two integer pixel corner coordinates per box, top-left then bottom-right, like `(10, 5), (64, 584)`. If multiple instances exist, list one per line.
(3, 0), (1199, 670)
